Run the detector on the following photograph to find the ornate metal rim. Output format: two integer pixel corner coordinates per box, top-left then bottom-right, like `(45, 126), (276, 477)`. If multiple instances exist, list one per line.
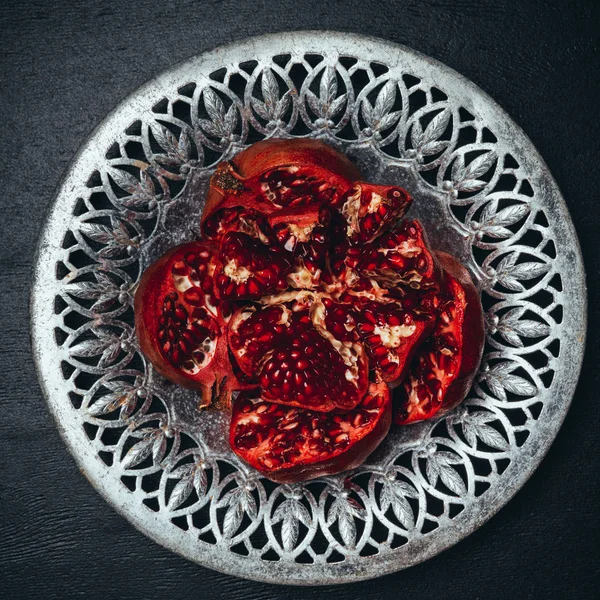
(31, 31), (587, 585)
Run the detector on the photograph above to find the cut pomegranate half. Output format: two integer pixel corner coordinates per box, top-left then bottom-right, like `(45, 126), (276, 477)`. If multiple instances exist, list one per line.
(347, 219), (438, 290)
(134, 241), (245, 408)
(201, 139), (361, 226)
(394, 251), (484, 424)
(228, 294), (369, 412)
(230, 381), (392, 483)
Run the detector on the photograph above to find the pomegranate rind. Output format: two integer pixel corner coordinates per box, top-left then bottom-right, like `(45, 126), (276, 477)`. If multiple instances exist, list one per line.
(230, 382), (392, 483)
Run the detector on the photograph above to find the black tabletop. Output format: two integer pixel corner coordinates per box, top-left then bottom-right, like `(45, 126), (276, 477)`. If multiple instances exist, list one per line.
(1, 1), (598, 598)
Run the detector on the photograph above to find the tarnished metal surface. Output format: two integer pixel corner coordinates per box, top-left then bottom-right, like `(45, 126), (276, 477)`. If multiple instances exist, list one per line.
(31, 32), (586, 585)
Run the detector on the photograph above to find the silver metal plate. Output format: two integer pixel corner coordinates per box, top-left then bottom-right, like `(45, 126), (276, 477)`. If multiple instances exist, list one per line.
(31, 32), (586, 585)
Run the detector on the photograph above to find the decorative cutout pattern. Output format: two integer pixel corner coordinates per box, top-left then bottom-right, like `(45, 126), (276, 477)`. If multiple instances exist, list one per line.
(32, 36), (584, 584)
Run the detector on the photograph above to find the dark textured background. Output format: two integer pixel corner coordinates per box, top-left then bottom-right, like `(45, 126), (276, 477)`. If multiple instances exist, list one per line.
(1, 1), (598, 598)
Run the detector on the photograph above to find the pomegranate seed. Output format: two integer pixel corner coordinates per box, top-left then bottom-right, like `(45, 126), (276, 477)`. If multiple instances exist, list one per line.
(184, 288), (203, 306)
(172, 260), (187, 275)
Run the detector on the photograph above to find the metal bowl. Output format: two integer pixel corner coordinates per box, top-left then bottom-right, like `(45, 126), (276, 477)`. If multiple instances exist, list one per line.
(31, 31), (586, 585)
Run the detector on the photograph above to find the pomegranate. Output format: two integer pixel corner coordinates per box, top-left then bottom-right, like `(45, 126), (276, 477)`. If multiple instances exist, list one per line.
(228, 293), (369, 412)
(268, 203), (331, 290)
(202, 207), (270, 244)
(134, 241), (245, 408)
(230, 382), (392, 483)
(133, 138), (484, 483)
(394, 252), (485, 424)
(355, 299), (436, 387)
(347, 219), (438, 290)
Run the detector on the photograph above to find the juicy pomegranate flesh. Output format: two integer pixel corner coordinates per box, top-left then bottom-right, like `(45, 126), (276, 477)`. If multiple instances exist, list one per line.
(230, 382), (392, 483)
(228, 296), (369, 412)
(215, 232), (291, 300)
(348, 219), (437, 289)
(394, 252), (484, 424)
(202, 207), (270, 244)
(356, 300), (435, 386)
(269, 204), (331, 289)
(341, 182), (412, 244)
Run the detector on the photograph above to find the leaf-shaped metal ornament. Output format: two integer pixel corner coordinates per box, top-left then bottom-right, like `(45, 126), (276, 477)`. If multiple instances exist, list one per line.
(87, 392), (125, 417)
(321, 66), (337, 107)
(218, 486), (257, 538)
(380, 476), (418, 528)
(65, 278), (121, 312)
(484, 361), (537, 401)
(412, 109), (451, 156)
(204, 87), (226, 123)
(167, 460), (210, 510)
(110, 168), (143, 195)
(168, 466), (195, 510)
(373, 81), (396, 121)
(477, 201), (530, 238)
(273, 499), (312, 551)
(151, 123), (192, 167)
(152, 122), (178, 155)
(495, 307), (550, 347)
(79, 222), (115, 245)
(194, 466), (208, 498)
(79, 217), (138, 259)
(65, 271), (118, 301)
(98, 340), (123, 368)
(307, 66), (347, 121)
(251, 69), (291, 125)
(262, 69), (280, 109)
(338, 509), (357, 547)
(69, 328), (123, 368)
(222, 496), (244, 538)
(363, 80), (400, 132)
(200, 87), (237, 139)
(110, 168), (156, 209)
(494, 253), (550, 292)
(121, 434), (156, 469)
(439, 464), (467, 495)
(88, 383), (136, 418)
(327, 493), (367, 548)
(424, 450), (466, 495)
(452, 150), (497, 192)
(461, 412), (509, 449)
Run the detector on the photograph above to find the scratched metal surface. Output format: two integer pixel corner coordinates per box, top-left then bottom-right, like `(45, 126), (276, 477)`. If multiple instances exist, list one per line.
(2, 2), (594, 597)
